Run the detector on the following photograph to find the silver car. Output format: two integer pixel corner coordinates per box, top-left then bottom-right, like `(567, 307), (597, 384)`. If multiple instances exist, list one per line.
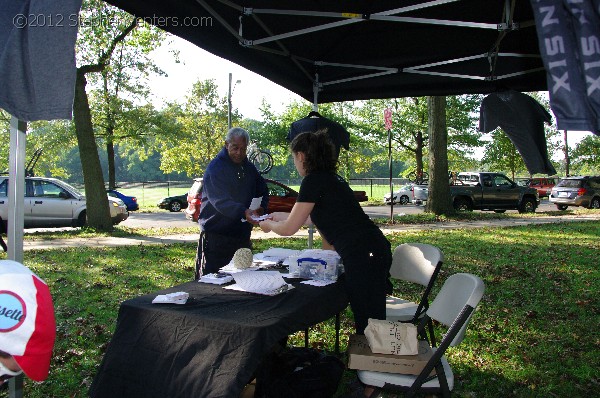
(383, 185), (414, 205)
(0, 176), (128, 228)
(549, 176), (600, 210)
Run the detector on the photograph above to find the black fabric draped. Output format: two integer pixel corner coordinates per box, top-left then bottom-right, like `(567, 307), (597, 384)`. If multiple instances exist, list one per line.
(89, 279), (348, 398)
(479, 90), (557, 176)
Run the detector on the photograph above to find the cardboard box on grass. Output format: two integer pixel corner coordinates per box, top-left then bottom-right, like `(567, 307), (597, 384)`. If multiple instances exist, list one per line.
(347, 334), (434, 375)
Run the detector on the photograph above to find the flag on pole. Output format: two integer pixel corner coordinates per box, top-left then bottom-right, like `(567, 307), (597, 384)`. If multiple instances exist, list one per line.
(384, 108), (392, 130)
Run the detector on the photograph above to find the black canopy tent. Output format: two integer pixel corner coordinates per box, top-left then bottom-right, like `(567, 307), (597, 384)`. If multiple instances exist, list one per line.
(103, 0), (561, 181)
(105, 0), (548, 103)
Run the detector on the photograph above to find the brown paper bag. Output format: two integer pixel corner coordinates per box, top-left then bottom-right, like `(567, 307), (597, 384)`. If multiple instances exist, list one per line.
(364, 318), (419, 355)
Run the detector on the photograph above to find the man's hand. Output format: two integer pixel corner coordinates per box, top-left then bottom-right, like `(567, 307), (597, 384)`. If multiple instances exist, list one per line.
(245, 209), (260, 225)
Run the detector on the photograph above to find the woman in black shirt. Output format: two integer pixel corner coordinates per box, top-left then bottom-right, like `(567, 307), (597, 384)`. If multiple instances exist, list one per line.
(259, 130), (392, 335)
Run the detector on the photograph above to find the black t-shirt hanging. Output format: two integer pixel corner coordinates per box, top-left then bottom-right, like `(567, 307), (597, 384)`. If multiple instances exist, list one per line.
(479, 90), (556, 176)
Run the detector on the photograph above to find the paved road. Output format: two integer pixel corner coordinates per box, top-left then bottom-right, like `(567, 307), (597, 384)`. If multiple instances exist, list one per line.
(19, 200), (558, 234)
(119, 200), (557, 229)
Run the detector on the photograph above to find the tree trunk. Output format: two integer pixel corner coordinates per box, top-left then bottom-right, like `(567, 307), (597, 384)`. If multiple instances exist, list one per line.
(73, 68), (113, 231)
(107, 131), (116, 189)
(415, 130), (424, 175)
(103, 69), (117, 190)
(425, 96), (452, 215)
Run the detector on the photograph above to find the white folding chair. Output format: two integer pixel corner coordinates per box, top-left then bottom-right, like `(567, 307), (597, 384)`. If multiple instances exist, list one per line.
(359, 273), (485, 398)
(386, 243), (443, 345)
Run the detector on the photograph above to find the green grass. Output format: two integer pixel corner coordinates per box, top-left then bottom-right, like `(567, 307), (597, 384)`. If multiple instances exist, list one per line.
(98, 182), (398, 209)
(108, 185), (190, 208)
(1, 221), (599, 397)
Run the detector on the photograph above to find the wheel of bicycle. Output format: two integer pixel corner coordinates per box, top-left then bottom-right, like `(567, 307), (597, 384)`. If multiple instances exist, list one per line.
(250, 150), (273, 174)
(407, 171), (417, 183)
(407, 170), (429, 184)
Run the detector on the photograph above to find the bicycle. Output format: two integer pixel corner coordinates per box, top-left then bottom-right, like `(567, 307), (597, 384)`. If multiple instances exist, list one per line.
(247, 140), (273, 175)
(407, 170), (429, 185)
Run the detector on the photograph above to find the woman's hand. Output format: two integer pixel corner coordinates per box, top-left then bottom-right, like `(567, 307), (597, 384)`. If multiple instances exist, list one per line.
(259, 220), (273, 233)
(269, 212), (290, 222)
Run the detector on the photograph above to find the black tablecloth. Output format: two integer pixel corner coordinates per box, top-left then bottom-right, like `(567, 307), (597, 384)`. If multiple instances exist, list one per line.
(89, 277), (349, 398)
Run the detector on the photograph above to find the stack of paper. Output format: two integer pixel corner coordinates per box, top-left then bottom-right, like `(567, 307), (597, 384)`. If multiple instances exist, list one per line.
(152, 291), (189, 304)
(199, 273), (234, 285)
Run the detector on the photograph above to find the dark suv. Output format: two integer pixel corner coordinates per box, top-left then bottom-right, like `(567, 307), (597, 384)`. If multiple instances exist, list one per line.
(549, 176), (600, 210)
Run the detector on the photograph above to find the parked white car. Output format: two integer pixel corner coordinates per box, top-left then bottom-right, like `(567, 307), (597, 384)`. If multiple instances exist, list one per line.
(412, 184), (429, 205)
(383, 185), (414, 205)
(0, 176), (128, 228)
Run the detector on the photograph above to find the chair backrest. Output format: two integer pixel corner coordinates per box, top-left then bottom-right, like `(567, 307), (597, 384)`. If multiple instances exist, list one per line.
(389, 243), (444, 286)
(426, 273), (485, 346)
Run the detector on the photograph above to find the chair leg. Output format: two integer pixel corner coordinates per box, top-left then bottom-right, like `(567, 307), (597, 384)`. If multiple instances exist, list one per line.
(437, 362), (451, 398)
(428, 319), (436, 347)
(9, 375), (23, 398)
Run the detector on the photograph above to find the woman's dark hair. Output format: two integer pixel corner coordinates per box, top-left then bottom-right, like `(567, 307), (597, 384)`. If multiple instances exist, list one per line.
(290, 130), (337, 174)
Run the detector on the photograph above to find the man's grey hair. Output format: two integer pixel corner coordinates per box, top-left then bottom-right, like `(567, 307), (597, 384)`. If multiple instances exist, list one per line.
(225, 127), (250, 144)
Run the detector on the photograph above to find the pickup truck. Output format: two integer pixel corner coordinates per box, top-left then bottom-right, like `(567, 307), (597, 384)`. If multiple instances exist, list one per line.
(412, 172), (540, 213)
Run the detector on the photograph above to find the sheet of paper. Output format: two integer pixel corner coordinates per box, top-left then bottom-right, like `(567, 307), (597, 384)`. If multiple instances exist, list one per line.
(224, 270), (291, 295)
(224, 283), (295, 296)
(241, 197), (267, 222)
(250, 213), (270, 221)
(249, 197), (262, 210)
(220, 264), (260, 273)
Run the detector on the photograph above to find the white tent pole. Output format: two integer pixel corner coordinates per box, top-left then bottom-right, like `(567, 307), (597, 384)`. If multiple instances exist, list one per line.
(7, 115), (26, 263)
(7, 115), (26, 397)
(306, 74), (322, 249)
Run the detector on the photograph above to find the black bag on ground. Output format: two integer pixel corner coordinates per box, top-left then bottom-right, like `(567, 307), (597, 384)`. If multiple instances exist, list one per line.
(254, 346), (345, 398)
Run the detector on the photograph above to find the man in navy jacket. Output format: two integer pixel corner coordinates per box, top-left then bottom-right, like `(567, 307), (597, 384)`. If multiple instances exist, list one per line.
(195, 127), (268, 277)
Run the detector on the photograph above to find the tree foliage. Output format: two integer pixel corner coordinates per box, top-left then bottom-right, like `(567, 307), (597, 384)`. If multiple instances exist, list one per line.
(82, 3), (165, 189)
(0, 110), (76, 178)
(570, 135), (600, 174)
(352, 95), (483, 177)
(153, 79), (229, 178)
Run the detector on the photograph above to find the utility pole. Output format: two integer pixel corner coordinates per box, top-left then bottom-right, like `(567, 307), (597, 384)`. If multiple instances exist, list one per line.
(563, 130), (570, 176)
(227, 73), (241, 129)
